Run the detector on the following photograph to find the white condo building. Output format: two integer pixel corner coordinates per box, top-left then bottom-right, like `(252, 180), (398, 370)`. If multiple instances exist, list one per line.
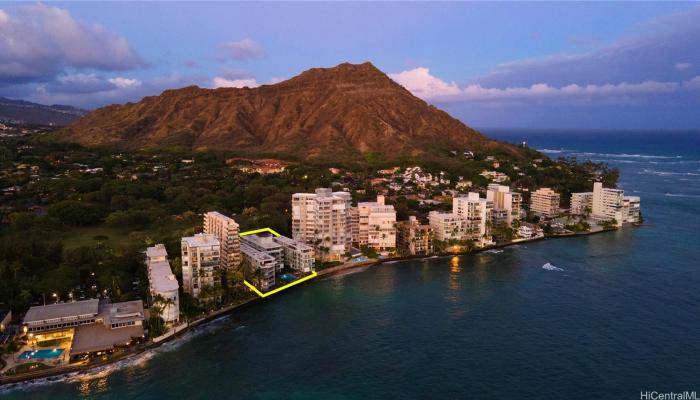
(486, 184), (522, 226)
(591, 182), (641, 226)
(292, 188), (352, 260)
(181, 233), (221, 298)
(453, 192), (495, 247)
(203, 211), (241, 271)
(428, 211), (469, 242)
(273, 235), (315, 274)
(146, 244), (179, 323)
(350, 195), (396, 251)
(570, 192), (593, 215)
(240, 243), (276, 291)
(530, 188), (561, 218)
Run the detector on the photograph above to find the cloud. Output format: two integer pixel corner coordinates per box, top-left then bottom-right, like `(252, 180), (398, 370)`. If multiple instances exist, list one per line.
(218, 38), (263, 61)
(388, 67), (461, 99)
(212, 77), (259, 88)
(0, 4), (144, 84)
(24, 73), (207, 109)
(474, 6), (700, 88)
(390, 67), (699, 104)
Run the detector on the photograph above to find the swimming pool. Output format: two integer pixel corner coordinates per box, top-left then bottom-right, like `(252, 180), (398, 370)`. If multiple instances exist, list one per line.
(18, 348), (65, 360)
(279, 273), (297, 282)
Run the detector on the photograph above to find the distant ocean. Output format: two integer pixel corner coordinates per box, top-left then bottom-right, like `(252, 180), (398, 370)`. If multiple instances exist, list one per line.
(2, 130), (699, 400)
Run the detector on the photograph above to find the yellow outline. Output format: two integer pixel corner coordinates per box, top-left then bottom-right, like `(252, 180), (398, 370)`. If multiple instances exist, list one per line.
(239, 227), (281, 237)
(244, 271), (317, 298)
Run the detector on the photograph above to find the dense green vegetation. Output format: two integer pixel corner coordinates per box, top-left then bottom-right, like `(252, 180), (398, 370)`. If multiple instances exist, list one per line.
(0, 134), (617, 316)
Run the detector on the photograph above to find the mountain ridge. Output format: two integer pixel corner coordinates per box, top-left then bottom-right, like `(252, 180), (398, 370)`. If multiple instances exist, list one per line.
(59, 62), (523, 161)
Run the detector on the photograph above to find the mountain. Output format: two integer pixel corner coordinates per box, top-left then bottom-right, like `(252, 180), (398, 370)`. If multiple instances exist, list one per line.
(60, 62), (522, 161)
(0, 97), (86, 126)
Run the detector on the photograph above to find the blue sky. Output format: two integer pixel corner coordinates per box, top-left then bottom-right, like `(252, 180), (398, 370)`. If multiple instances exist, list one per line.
(1, 1), (699, 129)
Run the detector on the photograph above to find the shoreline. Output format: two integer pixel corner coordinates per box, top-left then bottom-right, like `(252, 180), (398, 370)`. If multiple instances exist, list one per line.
(0, 226), (622, 387)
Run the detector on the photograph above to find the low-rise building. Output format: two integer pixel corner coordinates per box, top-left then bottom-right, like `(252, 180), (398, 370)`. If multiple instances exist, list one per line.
(530, 187), (560, 218)
(146, 244), (180, 323)
(181, 233), (221, 298)
(396, 216), (433, 255)
(22, 299), (145, 358)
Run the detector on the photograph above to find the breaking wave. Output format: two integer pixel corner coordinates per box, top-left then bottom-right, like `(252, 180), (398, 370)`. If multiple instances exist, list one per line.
(664, 193), (700, 198)
(542, 263), (564, 271)
(573, 152), (682, 159)
(640, 169), (700, 177)
(483, 249), (504, 254)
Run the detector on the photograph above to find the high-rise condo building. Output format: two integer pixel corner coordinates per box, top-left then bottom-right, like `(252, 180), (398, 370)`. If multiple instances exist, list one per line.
(453, 192), (494, 247)
(350, 195), (396, 251)
(146, 244), (179, 323)
(591, 182), (641, 226)
(530, 188), (561, 218)
(486, 184), (522, 226)
(570, 192), (593, 215)
(203, 211), (241, 271)
(428, 211), (469, 242)
(181, 233), (221, 298)
(292, 188), (352, 260)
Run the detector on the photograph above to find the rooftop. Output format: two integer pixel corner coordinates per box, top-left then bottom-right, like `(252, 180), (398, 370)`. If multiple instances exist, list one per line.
(71, 323), (143, 355)
(99, 300), (144, 326)
(148, 260), (179, 292)
(241, 234), (282, 251)
(146, 244), (168, 259)
(240, 243), (276, 262)
(182, 233), (220, 247)
(24, 299), (99, 324)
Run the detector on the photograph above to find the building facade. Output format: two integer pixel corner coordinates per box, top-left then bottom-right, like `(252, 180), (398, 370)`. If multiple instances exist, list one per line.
(351, 195), (396, 251)
(292, 188), (352, 260)
(486, 184), (522, 226)
(240, 243), (276, 291)
(203, 211), (241, 271)
(428, 211), (469, 242)
(396, 216), (433, 255)
(273, 235), (315, 273)
(530, 187), (561, 218)
(181, 233), (221, 298)
(241, 234), (284, 273)
(146, 244), (180, 323)
(453, 192), (495, 247)
(570, 192), (593, 215)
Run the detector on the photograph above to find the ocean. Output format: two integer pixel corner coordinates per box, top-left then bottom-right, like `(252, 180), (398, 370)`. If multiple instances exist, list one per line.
(2, 130), (699, 399)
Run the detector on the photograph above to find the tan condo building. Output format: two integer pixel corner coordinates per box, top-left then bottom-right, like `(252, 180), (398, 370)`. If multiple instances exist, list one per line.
(397, 216), (433, 255)
(530, 188), (560, 218)
(203, 211), (241, 271)
(486, 184), (522, 226)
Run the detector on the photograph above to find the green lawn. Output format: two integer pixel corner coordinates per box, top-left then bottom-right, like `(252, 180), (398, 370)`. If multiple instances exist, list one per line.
(61, 226), (134, 250)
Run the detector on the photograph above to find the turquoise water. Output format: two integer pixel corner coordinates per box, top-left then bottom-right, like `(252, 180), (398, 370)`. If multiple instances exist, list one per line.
(17, 349), (64, 360)
(1, 131), (699, 399)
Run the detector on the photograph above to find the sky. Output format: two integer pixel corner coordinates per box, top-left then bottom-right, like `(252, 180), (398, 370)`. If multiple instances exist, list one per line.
(0, 1), (699, 129)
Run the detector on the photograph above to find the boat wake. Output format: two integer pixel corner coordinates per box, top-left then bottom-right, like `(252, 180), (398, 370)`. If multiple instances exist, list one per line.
(483, 249), (504, 254)
(542, 262), (564, 271)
